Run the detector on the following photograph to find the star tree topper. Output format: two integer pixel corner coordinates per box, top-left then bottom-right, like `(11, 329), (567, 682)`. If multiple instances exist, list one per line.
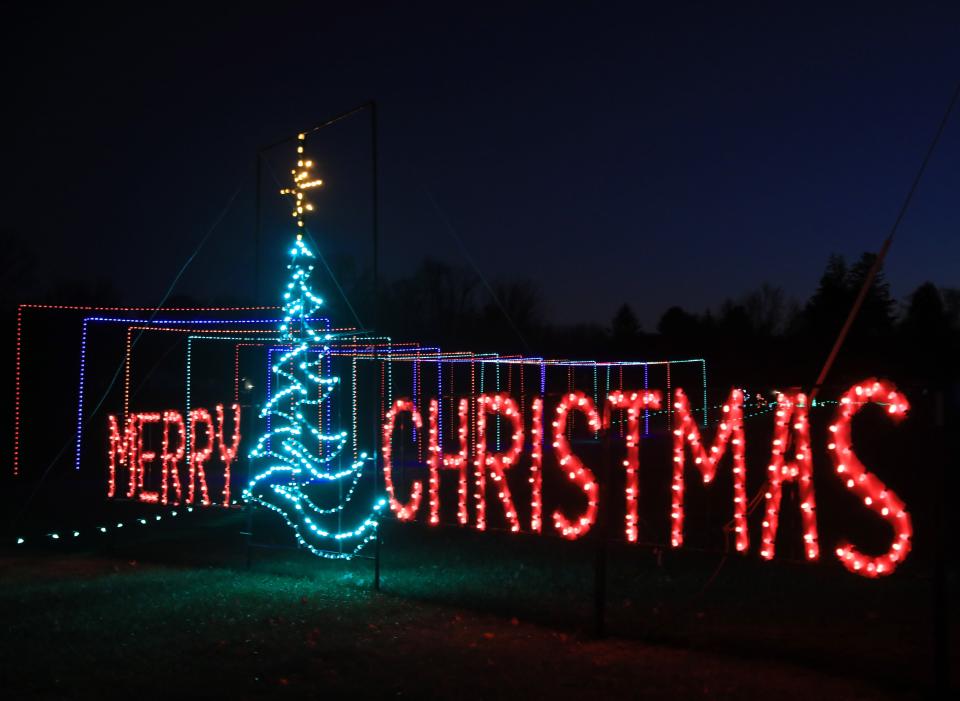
(280, 132), (325, 232)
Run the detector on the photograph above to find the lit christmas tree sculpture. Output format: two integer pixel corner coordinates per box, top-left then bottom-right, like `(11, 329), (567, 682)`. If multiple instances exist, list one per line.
(243, 133), (385, 559)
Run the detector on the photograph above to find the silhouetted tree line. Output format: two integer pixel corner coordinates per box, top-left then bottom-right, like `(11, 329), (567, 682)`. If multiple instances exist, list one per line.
(2, 229), (958, 396)
(369, 252), (959, 394)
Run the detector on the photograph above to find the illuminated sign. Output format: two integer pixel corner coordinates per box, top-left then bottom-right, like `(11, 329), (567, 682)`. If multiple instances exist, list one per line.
(61, 138), (913, 579)
(376, 379), (912, 578)
(107, 373), (912, 579)
(106, 404), (240, 507)
(83, 216), (911, 579)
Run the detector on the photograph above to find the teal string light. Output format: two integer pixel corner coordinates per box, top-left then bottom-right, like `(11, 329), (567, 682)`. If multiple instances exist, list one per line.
(14, 507), (201, 547)
(242, 234), (384, 560)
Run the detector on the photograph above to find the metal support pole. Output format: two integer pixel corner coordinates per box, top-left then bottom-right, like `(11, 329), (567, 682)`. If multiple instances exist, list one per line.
(254, 154), (262, 305)
(594, 420), (612, 637)
(241, 401), (256, 569)
(374, 512), (382, 590)
(244, 506), (254, 570)
(933, 389), (948, 695)
(370, 100), (382, 592)
(371, 100), (379, 321)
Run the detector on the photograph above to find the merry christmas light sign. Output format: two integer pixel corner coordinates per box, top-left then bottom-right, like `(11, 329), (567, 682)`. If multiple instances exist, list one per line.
(90, 134), (914, 578)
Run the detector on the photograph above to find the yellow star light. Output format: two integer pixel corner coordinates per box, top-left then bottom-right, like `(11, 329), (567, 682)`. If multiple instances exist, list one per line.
(280, 132), (324, 240)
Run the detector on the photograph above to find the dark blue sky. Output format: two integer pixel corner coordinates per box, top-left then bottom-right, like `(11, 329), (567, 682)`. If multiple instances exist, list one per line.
(3, 2), (959, 327)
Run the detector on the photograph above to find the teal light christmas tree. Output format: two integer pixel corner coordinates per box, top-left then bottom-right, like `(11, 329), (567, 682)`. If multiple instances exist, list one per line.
(243, 133), (385, 559)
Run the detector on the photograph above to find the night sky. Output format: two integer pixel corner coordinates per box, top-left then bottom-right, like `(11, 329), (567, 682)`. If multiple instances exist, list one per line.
(3, 3), (959, 328)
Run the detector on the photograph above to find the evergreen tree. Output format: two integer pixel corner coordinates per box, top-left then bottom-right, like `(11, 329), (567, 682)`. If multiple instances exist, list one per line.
(742, 283), (786, 336)
(611, 303), (641, 349)
(657, 305), (701, 337)
(846, 252), (896, 338)
(902, 282), (947, 336)
(802, 254), (851, 337)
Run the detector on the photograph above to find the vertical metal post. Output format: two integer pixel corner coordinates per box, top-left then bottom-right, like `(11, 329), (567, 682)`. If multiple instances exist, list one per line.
(244, 506), (254, 570)
(254, 153), (262, 305)
(248, 151), (261, 568)
(370, 100), (382, 592)
(371, 100), (379, 320)
(933, 389), (948, 695)
(250, 151), (261, 563)
(594, 417), (612, 637)
(338, 396), (344, 557)
(243, 400), (256, 569)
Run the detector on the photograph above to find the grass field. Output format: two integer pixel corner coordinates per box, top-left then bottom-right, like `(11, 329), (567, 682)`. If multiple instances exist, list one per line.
(0, 511), (954, 699)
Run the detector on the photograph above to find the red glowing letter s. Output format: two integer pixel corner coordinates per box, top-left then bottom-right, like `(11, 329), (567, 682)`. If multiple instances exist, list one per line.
(551, 392), (601, 539)
(829, 379), (912, 577)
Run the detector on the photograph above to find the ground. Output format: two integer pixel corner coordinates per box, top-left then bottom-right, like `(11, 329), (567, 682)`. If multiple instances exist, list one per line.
(0, 554), (912, 700)
(0, 515), (951, 699)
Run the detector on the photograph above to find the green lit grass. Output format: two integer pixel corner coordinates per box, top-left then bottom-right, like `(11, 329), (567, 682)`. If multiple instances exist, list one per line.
(0, 515), (952, 699)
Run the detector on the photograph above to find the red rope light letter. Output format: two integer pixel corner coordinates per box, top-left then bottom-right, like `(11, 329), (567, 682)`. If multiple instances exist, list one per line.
(107, 414), (138, 498)
(382, 398), (423, 521)
(160, 410), (185, 505)
(428, 398), (469, 525)
(216, 403), (242, 507)
(474, 394), (523, 532)
(551, 391), (601, 539)
(188, 408), (214, 505)
(530, 397), (544, 533)
(670, 388), (748, 552)
(760, 392), (819, 561)
(606, 390), (662, 543)
(830, 379), (912, 577)
(136, 412), (162, 503)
